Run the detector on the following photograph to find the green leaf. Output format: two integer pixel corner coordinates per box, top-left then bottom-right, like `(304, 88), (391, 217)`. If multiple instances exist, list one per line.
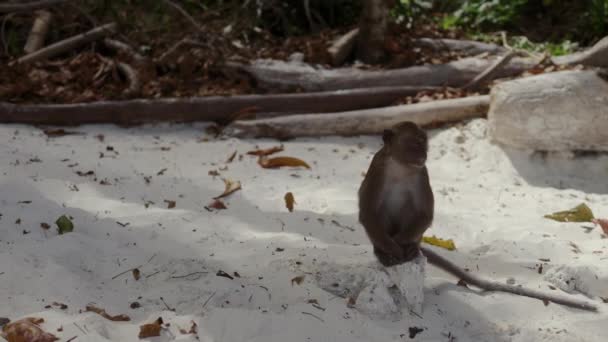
(544, 203), (595, 223)
(55, 215), (74, 234)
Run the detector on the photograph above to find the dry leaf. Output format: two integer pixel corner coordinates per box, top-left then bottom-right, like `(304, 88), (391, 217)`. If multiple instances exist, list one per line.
(213, 178), (242, 199)
(291, 275), (305, 286)
(1, 317), (58, 342)
(346, 297), (356, 308)
(258, 156), (310, 169)
(132, 268), (141, 281)
(247, 146), (284, 156)
(422, 235), (456, 250)
(284, 192), (295, 212)
(226, 151), (237, 163)
(207, 199), (227, 210)
(164, 200), (176, 209)
(85, 305), (130, 322)
(42, 129), (81, 138)
(592, 218), (608, 234)
(138, 317), (163, 339)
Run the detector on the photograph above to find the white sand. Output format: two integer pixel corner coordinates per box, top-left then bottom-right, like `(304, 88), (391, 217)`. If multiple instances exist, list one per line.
(1, 119), (607, 341)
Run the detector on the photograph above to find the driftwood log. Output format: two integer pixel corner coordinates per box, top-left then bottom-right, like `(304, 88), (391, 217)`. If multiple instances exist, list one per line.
(226, 56), (537, 92)
(0, 86), (436, 125)
(225, 95), (490, 139)
(413, 38), (507, 55)
(552, 36), (608, 68)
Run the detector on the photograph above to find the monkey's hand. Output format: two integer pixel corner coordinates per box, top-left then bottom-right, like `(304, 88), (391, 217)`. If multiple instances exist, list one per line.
(373, 239), (406, 267)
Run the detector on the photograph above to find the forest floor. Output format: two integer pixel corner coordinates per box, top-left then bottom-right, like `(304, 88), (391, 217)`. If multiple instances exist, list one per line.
(1, 119), (607, 341)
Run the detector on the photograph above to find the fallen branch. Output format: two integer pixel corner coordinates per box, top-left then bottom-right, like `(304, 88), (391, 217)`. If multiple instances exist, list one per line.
(116, 62), (140, 95)
(12, 22), (117, 65)
(162, 0), (202, 32)
(327, 28), (359, 66)
(0, 86), (435, 125)
(413, 38), (507, 55)
(225, 56), (537, 91)
(103, 38), (145, 62)
(552, 35), (608, 68)
(462, 50), (518, 91)
(225, 95), (490, 139)
(0, 0), (66, 13)
(23, 10), (52, 54)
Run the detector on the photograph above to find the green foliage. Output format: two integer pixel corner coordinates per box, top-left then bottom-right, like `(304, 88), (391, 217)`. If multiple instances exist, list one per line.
(450, 0), (529, 28)
(509, 36), (577, 55)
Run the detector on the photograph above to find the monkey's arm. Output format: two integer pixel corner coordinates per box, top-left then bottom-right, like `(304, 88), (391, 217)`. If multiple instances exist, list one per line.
(421, 246), (598, 312)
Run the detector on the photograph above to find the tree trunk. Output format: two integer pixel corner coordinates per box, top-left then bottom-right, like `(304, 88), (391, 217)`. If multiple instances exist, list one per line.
(356, 0), (390, 64)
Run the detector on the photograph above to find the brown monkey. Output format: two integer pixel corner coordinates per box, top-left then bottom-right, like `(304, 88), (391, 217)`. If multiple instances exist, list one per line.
(358, 121), (598, 312)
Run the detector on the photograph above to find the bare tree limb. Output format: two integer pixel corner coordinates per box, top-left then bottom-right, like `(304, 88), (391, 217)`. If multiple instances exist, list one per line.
(116, 62), (140, 95)
(327, 28), (359, 66)
(11, 22), (117, 65)
(462, 50), (518, 91)
(0, 0), (67, 13)
(225, 56), (537, 92)
(413, 38), (507, 55)
(103, 38), (145, 62)
(162, 0), (202, 32)
(23, 10), (52, 54)
(225, 95), (490, 139)
(0, 86), (435, 125)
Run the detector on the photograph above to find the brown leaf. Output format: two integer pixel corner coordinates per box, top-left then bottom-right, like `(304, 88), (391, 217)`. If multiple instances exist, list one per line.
(1, 317), (59, 342)
(85, 305), (131, 322)
(138, 317), (163, 339)
(346, 297), (356, 308)
(258, 156), (310, 169)
(246, 146), (284, 156)
(132, 268), (141, 281)
(164, 200), (176, 209)
(40, 222), (51, 230)
(213, 178), (241, 200)
(43, 129), (81, 138)
(284, 192), (295, 212)
(52, 302), (67, 310)
(291, 275), (305, 286)
(226, 151), (237, 163)
(592, 218), (608, 235)
(207, 199), (227, 210)
(208, 170), (220, 177)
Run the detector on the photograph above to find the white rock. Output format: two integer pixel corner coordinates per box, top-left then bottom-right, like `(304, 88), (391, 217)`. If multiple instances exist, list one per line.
(488, 70), (608, 151)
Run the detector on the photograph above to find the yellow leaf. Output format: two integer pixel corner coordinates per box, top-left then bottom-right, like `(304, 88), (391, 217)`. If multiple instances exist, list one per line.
(544, 203), (594, 222)
(422, 235), (456, 250)
(258, 156), (310, 169)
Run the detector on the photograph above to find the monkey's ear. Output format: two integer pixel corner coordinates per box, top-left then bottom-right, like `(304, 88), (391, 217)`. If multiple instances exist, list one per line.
(382, 129), (394, 144)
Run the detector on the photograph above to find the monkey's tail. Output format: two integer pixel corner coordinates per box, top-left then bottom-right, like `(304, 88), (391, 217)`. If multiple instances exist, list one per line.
(420, 246), (599, 312)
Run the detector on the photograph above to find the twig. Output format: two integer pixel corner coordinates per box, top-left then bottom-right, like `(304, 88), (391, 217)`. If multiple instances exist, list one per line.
(162, 0), (202, 32)
(157, 37), (208, 62)
(202, 292), (216, 308)
(66, 336), (78, 342)
(170, 271), (208, 279)
(301, 311), (324, 322)
(0, 0), (67, 13)
(12, 22), (117, 65)
(462, 50), (517, 91)
(160, 297), (174, 311)
(73, 322), (86, 335)
(111, 264), (142, 280)
(145, 270), (161, 279)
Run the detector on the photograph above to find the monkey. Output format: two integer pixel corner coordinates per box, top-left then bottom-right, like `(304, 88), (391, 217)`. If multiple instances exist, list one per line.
(358, 121), (598, 312)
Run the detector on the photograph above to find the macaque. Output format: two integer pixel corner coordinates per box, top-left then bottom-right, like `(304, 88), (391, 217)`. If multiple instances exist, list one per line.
(358, 121), (597, 311)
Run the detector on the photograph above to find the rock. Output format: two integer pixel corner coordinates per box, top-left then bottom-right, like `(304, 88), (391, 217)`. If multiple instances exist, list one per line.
(488, 70), (608, 151)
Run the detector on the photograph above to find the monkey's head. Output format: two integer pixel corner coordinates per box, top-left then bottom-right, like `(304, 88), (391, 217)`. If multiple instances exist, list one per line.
(382, 121), (428, 167)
